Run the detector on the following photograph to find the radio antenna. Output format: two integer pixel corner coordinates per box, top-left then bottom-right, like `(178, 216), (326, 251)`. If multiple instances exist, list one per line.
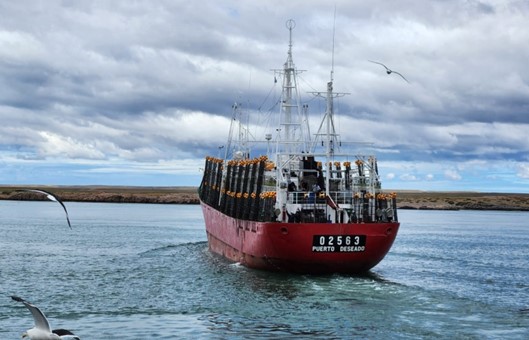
(331, 6), (337, 82)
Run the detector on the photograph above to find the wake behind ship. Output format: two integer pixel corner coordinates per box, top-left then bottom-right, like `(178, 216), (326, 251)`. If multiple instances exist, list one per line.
(198, 20), (400, 274)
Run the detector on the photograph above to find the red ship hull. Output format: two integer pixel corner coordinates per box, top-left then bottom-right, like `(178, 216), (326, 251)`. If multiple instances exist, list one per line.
(201, 201), (400, 274)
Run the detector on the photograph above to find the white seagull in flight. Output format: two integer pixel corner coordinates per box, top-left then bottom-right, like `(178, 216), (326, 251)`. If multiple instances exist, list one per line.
(16, 189), (72, 229)
(369, 60), (409, 83)
(11, 296), (80, 340)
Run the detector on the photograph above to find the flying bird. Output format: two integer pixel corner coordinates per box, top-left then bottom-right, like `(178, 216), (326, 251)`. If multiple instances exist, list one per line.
(11, 296), (80, 340)
(15, 189), (72, 229)
(368, 60), (409, 83)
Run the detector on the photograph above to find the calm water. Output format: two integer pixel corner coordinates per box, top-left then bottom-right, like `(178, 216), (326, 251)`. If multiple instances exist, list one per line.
(0, 201), (528, 339)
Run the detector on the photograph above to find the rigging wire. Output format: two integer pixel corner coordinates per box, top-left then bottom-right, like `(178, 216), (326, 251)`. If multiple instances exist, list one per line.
(255, 75), (282, 143)
(257, 78), (278, 112)
(297, 73), (321, 95)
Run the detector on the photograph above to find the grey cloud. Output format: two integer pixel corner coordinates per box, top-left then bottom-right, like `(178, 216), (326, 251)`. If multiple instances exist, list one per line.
(0, 0), (528, 188)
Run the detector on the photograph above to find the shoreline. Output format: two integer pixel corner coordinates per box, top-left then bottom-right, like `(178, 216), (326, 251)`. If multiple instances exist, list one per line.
(1, 185), (529, 211)
(0, 185), (199, 204)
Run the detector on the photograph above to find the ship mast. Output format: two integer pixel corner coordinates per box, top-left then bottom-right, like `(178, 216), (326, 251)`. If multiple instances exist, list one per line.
(274, 19), (310, 158)
(224, 102), (249, 160)
(309, 10), (350, 198)
(271, 19), (312, 216)
(310, 78), (348, 198)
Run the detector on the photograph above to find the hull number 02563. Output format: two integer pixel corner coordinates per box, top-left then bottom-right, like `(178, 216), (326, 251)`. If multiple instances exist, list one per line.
(312, 235), (366, 252)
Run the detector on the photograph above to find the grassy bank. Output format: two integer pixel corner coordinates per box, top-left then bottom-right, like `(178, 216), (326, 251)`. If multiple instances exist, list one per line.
(1, 186), (529, 210)
(396, 191), (529, 211)
(0, 185), (199, 204)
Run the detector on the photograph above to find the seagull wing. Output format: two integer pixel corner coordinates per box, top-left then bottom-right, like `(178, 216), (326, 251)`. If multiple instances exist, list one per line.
(11, 296), (52, 332)
(16, 189), (72, 229)
(392, 70), (410, 83)
(51, 195), (72, 230)
(53, 328), (80, 339)
(368, 60), (390, 71)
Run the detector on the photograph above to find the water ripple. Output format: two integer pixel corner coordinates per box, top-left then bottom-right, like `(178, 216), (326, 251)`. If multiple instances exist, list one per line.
(1, 204), (528, 339)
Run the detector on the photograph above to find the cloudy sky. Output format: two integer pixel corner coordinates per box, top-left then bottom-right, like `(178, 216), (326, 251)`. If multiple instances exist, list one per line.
(1, 0), (528, 192)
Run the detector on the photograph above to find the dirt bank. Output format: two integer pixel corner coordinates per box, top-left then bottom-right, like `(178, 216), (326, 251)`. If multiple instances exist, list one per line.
(0, 186), (199, 204)
(1, 186), (529, 211)
(396, 191), (529, 211)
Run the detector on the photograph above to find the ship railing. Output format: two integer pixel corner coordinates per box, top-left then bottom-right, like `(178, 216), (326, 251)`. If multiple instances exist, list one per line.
(288, 190), (353, 205)
(286, 190), (398, 223)
(328, 191), (353, 205)
(288, 191), (326, 205)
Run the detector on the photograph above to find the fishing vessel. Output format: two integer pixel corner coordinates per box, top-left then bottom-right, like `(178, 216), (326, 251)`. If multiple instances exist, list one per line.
(198, 20), (400, 274)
